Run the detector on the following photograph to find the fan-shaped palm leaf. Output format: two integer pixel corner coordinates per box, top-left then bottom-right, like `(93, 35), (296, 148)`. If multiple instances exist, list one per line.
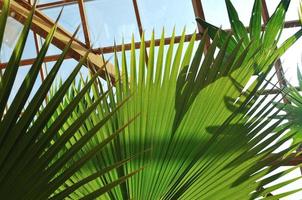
(45, 0), (302, 199)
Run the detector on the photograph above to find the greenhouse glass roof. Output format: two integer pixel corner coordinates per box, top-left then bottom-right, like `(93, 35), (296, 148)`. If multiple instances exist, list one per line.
(0, 0), (301, 87)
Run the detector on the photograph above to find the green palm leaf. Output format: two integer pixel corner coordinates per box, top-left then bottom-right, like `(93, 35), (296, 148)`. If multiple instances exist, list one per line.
(48, 13), (302, 200)
(108, 32), (300, 199)
(268, 0), (302, 148)
(275, 68), (302, 145)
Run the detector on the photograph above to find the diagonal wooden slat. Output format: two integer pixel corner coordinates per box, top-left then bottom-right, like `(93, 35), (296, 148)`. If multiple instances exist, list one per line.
(0, 0), (115, 81)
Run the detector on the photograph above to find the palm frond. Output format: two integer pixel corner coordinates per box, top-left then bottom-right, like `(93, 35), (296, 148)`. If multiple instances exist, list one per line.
(275, 67), (302, 145)
(47, 2), (302, 198)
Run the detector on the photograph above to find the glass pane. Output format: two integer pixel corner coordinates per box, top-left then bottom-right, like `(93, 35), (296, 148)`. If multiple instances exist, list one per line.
(279, 27), (302, 87)
(37, 36), (62, 56)
(285, 0), (300, 21)
(1, 18), (36, 62)
(267, 0), (299, 21)
(202, 0), (230, 29)
(6, 65), (42, 106)
(231, 0), (255, 26)
(137, 0), (197, 39)
(203, 0), (258, 29)
(0, 31), (37, 63)
(41, 4), (85, 43)
(7, 66), (29, 104)
(38, 0), (56, 4)
(22, 31), (39, 60)
(4, 17), (23, 48)
(44, 58), (95, 85)
(45, 59), (77, 82)
(85, 0), (140, 47)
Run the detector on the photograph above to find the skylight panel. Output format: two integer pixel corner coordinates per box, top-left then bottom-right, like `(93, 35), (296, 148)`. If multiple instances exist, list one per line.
(136, 0), (197, 39)
(85, 0), (140, 48)
(42, 4), (86, 43)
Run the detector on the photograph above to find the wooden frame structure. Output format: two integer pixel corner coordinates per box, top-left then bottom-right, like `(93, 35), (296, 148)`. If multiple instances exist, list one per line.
(0, 0), (115, 80)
